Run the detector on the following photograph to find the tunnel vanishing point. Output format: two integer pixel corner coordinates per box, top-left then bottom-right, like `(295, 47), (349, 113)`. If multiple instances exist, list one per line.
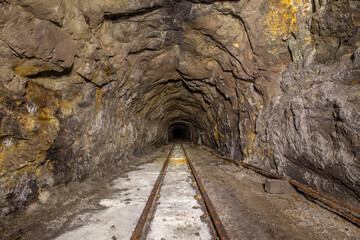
(0, 0), (359, 222)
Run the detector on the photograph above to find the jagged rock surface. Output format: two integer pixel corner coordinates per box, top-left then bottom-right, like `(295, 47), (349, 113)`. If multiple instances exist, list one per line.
(0, 0), (359, 215)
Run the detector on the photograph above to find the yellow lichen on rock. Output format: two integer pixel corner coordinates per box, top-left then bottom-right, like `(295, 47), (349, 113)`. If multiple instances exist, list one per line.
(59, 100), (74, 116)
(20, 117), (37, 131)
(264, 0), (300, 39)
(37, 108), (60, 130)
(96, 88), (103, 114)
(14, 62), (53, 77)
(213, 121), (226, 147)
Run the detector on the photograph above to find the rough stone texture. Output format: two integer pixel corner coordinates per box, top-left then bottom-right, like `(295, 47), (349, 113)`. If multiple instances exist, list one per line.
(252, 0), (360, 207)
(264, 179), (296, 194)
(0, 4), (77, 75)
(0, 0), (359, 216)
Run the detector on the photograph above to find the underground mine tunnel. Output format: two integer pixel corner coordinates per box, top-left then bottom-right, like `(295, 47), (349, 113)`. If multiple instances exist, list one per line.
(0, 0), (360, 239)
(168, 123), (192, 141)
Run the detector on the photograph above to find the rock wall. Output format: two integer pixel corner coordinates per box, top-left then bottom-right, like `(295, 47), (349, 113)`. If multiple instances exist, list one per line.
(0, 0), (359, 215)
(253, 0), (360, 206)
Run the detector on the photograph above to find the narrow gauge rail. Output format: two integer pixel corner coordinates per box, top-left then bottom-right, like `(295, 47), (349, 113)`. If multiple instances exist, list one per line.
(197, 144), (360, 228)
(130, 144), (230, 240)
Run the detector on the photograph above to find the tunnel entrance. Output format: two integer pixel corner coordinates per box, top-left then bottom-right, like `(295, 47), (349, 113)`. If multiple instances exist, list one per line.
(169, 123), (191, 142)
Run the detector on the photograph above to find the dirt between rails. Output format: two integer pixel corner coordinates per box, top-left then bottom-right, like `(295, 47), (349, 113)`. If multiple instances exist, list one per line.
(183, 143), (360, 240)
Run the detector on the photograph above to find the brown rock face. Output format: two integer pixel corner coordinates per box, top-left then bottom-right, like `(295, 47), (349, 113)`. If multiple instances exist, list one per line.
(0, 0), (359, 215)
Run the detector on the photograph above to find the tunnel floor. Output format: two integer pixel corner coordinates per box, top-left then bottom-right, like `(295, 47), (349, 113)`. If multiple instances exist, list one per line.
(1, 144), (359, 240)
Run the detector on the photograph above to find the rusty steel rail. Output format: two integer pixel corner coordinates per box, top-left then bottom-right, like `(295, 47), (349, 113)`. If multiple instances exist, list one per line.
(130, 144), (175, 240)
(197, 145), (360, 227)
(181, 144), (231, 240)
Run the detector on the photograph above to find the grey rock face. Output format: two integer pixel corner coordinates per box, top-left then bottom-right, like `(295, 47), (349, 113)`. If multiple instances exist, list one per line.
(253, 2), (360, 207)
(0, 4), (77, 75)
(264, 179), (296, 195)
(255, 51), (360, 206)
(15, 0), (66, 25)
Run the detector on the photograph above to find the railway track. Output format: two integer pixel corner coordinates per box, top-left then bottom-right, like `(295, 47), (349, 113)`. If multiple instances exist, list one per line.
(196, 144), (360, 228)
(54, 143), (359, 239)
(130, 143), (229, 240)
